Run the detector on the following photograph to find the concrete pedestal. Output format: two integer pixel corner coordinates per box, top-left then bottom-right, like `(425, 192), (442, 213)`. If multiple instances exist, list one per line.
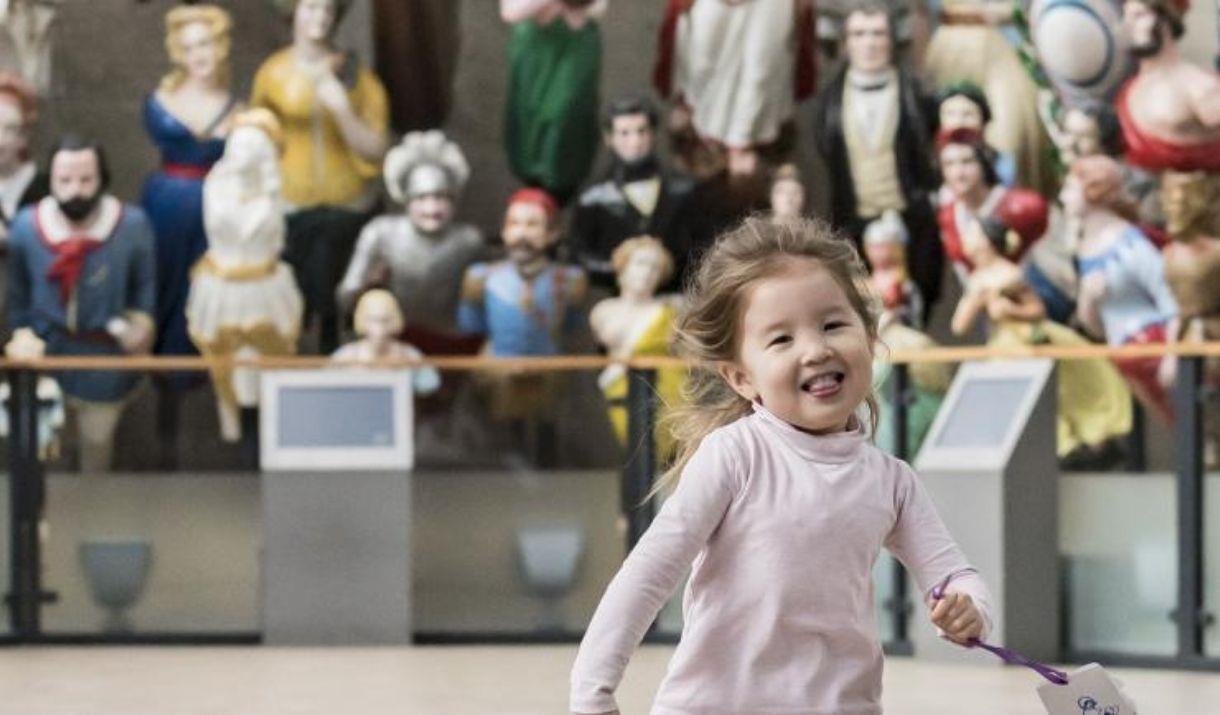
(262, 470), (411, 645)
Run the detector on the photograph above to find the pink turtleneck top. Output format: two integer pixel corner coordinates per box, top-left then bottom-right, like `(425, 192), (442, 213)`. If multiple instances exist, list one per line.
(570, 405), (994, 715)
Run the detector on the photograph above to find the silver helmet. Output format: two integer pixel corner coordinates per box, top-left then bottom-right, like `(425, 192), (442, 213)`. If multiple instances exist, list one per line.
(383, 130), (470, 205)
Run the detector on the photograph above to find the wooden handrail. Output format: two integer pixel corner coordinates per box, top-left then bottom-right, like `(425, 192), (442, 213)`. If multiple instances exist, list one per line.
(1, 340), (1219, 372)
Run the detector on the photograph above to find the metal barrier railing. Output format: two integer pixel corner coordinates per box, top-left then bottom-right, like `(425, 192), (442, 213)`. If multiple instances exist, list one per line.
(1, 342), (1217, 667)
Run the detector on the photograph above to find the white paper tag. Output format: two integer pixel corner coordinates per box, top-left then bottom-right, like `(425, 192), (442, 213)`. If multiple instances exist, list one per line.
(1037, 663), (1137, 714)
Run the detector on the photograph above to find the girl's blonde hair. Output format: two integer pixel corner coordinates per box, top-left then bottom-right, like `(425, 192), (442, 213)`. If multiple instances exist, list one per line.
(160, 5), (232, 94)
(654, 216), (881, 496)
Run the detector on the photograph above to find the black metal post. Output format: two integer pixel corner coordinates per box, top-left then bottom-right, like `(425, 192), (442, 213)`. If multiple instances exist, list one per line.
(6, 368), (43, 638)
(623, 367), (658, 552)
(887, 363), (912, 651)
(239, 407), (260, 471)
(1173, 355), (1206, 657)
(1126, 399), (1147, 472)
(154, 390), (182, 471)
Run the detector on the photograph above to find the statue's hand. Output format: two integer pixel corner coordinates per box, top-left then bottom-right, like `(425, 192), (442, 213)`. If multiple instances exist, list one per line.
(109, 314), (154, 355)
(4, 327), (44, 359)
(668, 104), (691, 134)
(315, 71), (353, 117)
(1158, 354), (1178, 389)
(1079, 271), (1107, 301)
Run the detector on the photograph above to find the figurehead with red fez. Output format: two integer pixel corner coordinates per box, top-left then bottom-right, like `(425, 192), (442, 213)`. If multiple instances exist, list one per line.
(457, 187), (587, 359)
(456, 187), (588, 424)
(507, 187), (561, 228)
(935, 127), (1049, 274)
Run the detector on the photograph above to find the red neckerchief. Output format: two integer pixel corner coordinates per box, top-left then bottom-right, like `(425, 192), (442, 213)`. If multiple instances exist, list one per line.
(46, 236), (104, 306)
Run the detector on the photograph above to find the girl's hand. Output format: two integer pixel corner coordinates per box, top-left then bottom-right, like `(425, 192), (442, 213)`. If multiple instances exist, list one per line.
(928, 591), (984, 645)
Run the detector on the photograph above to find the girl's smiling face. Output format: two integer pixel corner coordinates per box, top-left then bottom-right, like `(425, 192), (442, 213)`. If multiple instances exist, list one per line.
(720, 258), (873, 434)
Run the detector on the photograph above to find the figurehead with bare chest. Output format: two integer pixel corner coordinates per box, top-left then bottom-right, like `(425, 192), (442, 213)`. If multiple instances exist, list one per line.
(1116, 0), (1220, 173)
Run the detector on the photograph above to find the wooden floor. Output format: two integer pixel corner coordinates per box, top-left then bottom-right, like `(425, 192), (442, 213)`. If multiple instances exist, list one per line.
(0, 645), (1217, 713)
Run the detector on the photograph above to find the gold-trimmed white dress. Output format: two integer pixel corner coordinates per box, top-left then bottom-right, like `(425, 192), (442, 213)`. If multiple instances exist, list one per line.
(186, 161), (303, 440)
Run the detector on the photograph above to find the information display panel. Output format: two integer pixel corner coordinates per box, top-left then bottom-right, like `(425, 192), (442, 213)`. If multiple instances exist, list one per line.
(260, 369), (414, 471)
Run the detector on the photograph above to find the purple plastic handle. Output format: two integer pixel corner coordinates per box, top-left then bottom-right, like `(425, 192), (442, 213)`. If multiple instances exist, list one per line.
(931, 577), (1069, 686)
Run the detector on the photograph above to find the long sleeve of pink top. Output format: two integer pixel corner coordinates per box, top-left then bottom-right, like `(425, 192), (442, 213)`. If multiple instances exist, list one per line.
(570, 405), (994, 715)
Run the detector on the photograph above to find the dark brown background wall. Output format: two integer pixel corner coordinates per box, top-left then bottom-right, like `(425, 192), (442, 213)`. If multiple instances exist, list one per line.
(35, 0), (689, 470)
(29, 0), (1214, 469)
(41, 0), (826, 233)
(36, 1), (282, 197)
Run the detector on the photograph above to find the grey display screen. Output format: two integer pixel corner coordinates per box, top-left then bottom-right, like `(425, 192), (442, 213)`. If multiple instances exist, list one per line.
(934, 378), (1031, 448)
(278, 386), (396, 448)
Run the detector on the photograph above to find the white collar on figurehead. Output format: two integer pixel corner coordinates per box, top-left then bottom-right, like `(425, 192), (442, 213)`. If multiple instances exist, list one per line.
(35, 194), (122, 245)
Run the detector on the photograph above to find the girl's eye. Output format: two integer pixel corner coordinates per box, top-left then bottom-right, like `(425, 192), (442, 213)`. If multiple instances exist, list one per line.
(825, 321), (847, 331)
(767, 335), (791, 348)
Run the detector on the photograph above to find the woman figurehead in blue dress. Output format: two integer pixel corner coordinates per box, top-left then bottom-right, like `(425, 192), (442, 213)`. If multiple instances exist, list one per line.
(141, 4), (238, 372)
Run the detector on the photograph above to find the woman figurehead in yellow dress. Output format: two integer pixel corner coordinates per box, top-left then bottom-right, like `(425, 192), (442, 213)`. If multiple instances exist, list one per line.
(252, 0), (390, 352)
(590, 237), (686, 459)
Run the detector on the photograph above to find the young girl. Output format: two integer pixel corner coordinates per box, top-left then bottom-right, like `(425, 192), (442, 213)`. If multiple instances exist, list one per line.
(570, 216), (993, 715)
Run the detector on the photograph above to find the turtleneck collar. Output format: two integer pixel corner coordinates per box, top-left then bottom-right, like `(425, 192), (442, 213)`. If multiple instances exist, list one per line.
(751, 403), (867, 463)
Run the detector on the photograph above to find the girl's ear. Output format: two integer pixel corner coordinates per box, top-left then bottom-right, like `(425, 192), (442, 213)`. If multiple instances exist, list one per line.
(718, 361), (758, 402)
